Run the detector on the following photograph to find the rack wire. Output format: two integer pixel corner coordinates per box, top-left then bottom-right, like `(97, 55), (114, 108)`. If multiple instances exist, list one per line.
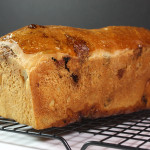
(0, 110), (150, 150)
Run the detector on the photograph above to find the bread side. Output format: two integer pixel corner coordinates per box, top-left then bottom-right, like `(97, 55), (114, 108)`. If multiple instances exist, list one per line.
(0, 42), (35, 127)
(30, 46), (150, 129)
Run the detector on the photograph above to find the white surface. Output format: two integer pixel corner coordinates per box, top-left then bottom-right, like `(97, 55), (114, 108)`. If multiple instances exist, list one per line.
(0, 130), (150, 150)
(0, 131), (117, 150)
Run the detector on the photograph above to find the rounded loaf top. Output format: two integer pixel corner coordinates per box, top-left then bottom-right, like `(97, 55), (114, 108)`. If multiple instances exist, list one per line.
(1, 24), (150, 56)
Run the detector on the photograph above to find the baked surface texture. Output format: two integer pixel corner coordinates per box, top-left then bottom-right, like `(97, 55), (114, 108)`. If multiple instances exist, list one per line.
(0, 25), (150, 129)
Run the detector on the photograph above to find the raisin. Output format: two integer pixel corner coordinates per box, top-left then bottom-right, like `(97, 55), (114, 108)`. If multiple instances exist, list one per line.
(51, 57), (57, 62)
(63, 57), (70, 72)
(71, 73), (79, 83)
(141, 95), (147, 105)
(28, 24), (37, 29)
(36, 83), (39, 87)
(133, 44), (143, 59)
(63, 120), (67, 123)
(66, 35), (89, 58)
(117, 68), (125, 79)
(104, 98), (111, 107)
(43, 33), (48, 38)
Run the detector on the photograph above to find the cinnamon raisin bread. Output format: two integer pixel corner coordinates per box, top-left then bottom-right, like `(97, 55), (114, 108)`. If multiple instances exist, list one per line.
(0, 24), (150, 129)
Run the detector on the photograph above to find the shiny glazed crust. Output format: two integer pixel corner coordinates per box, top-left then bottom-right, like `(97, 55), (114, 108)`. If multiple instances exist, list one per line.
(1, 24), (150, 54)
(0, 25), (150, 129)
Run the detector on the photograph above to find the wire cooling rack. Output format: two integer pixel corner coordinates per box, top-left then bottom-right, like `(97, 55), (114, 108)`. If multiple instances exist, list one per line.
(0, 110), (150, 150)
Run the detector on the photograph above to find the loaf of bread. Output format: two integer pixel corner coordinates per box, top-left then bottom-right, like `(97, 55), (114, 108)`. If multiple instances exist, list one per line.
(0, 24), (150, 129)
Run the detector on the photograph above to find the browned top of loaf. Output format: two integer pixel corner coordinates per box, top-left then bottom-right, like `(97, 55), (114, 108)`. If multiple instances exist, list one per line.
(1, 24), (150, 56)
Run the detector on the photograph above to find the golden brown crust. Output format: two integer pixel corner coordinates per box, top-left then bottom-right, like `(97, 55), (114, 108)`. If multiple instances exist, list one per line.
(1, 25), (150, 55)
